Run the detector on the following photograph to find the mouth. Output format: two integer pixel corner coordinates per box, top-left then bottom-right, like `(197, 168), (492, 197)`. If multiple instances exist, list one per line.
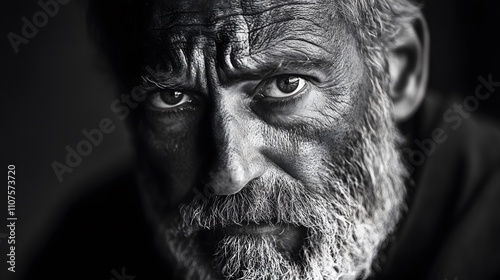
(197, 222), (307, 258)
(216, 222), (292, 236)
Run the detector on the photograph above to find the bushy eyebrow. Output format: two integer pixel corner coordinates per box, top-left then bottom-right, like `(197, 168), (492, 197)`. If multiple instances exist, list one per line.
(222, 43), (339, 84)
(140, 39), (342, 90)
(140, 74), (185, 91)
(225, 58), (332, 83)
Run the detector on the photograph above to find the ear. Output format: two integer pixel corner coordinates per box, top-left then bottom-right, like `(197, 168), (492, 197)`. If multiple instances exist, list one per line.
(388, 14), (430, 122)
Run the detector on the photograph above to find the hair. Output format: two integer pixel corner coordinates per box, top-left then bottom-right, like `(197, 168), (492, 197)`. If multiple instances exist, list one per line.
(337, 0), (421, 48)
(335, 0), (421, 111)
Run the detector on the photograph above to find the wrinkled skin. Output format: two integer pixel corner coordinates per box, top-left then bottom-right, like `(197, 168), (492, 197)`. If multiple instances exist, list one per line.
(133, 0), (407, 279)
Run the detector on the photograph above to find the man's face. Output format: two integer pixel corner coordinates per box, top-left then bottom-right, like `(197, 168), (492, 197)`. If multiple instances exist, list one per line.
(135, 0), (407, 279)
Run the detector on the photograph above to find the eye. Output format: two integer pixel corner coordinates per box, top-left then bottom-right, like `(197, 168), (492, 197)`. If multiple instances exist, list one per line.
(256, 75), (307, 99)
(148, 90), (192, 109)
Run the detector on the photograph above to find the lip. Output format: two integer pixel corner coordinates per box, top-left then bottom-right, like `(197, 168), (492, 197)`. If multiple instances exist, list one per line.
(220, 223), (288, 236)
(199, 223), (307, 257)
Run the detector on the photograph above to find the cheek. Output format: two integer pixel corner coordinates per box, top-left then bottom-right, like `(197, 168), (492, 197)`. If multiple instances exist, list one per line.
(138, 116), (206, 206)
(261, 113), (356, 187)
(260, 86), (366, 186)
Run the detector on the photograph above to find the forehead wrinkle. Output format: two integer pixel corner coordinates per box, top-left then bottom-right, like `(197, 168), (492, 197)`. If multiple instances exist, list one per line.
(142, 33), (213, 92)
(143, 26), (351, 90)
(148, 1), (253, 88)
(150, 1), (318, 28)
(150, 4), (315, 29)
(148, 0), (328, 47)
(244, 7), (354, 80)
(144, 0), (348, 88)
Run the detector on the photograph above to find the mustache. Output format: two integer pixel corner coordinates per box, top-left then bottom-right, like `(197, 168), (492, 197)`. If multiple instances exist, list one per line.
(171, 161), (366, 236)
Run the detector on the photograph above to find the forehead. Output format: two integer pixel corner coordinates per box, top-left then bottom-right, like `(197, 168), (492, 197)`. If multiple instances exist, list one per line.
(143, 0), (352, 87)
(148, 0), (336, 42)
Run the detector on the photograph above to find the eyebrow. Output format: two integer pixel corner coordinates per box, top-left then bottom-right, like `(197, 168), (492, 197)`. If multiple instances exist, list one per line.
(223, 60), (331, 85)
(222, 45), (337, 84)
(140, 43), (339, 89)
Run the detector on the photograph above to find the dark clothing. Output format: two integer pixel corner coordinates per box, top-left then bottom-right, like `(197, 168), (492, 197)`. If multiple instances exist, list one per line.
(375, 92), (500, 280)
(23, 93), (500, 280)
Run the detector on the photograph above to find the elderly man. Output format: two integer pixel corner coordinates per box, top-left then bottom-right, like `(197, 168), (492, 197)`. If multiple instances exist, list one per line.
(24, 0), (500, 280)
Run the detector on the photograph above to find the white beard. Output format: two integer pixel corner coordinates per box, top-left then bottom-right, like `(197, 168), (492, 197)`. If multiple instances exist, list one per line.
(136, 84), (408, 280)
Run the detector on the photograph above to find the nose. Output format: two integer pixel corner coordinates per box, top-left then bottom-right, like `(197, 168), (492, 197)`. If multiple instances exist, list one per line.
(207, 96), (265, 195)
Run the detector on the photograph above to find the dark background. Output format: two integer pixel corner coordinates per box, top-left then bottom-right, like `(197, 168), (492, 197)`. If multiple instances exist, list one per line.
(1, 1), (499, 279)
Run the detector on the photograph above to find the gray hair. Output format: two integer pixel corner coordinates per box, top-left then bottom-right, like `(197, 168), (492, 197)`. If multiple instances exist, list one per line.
(336, 0), (421, 95)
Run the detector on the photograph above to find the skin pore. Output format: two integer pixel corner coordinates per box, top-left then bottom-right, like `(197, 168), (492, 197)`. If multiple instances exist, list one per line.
(126, 0), (421, 279)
